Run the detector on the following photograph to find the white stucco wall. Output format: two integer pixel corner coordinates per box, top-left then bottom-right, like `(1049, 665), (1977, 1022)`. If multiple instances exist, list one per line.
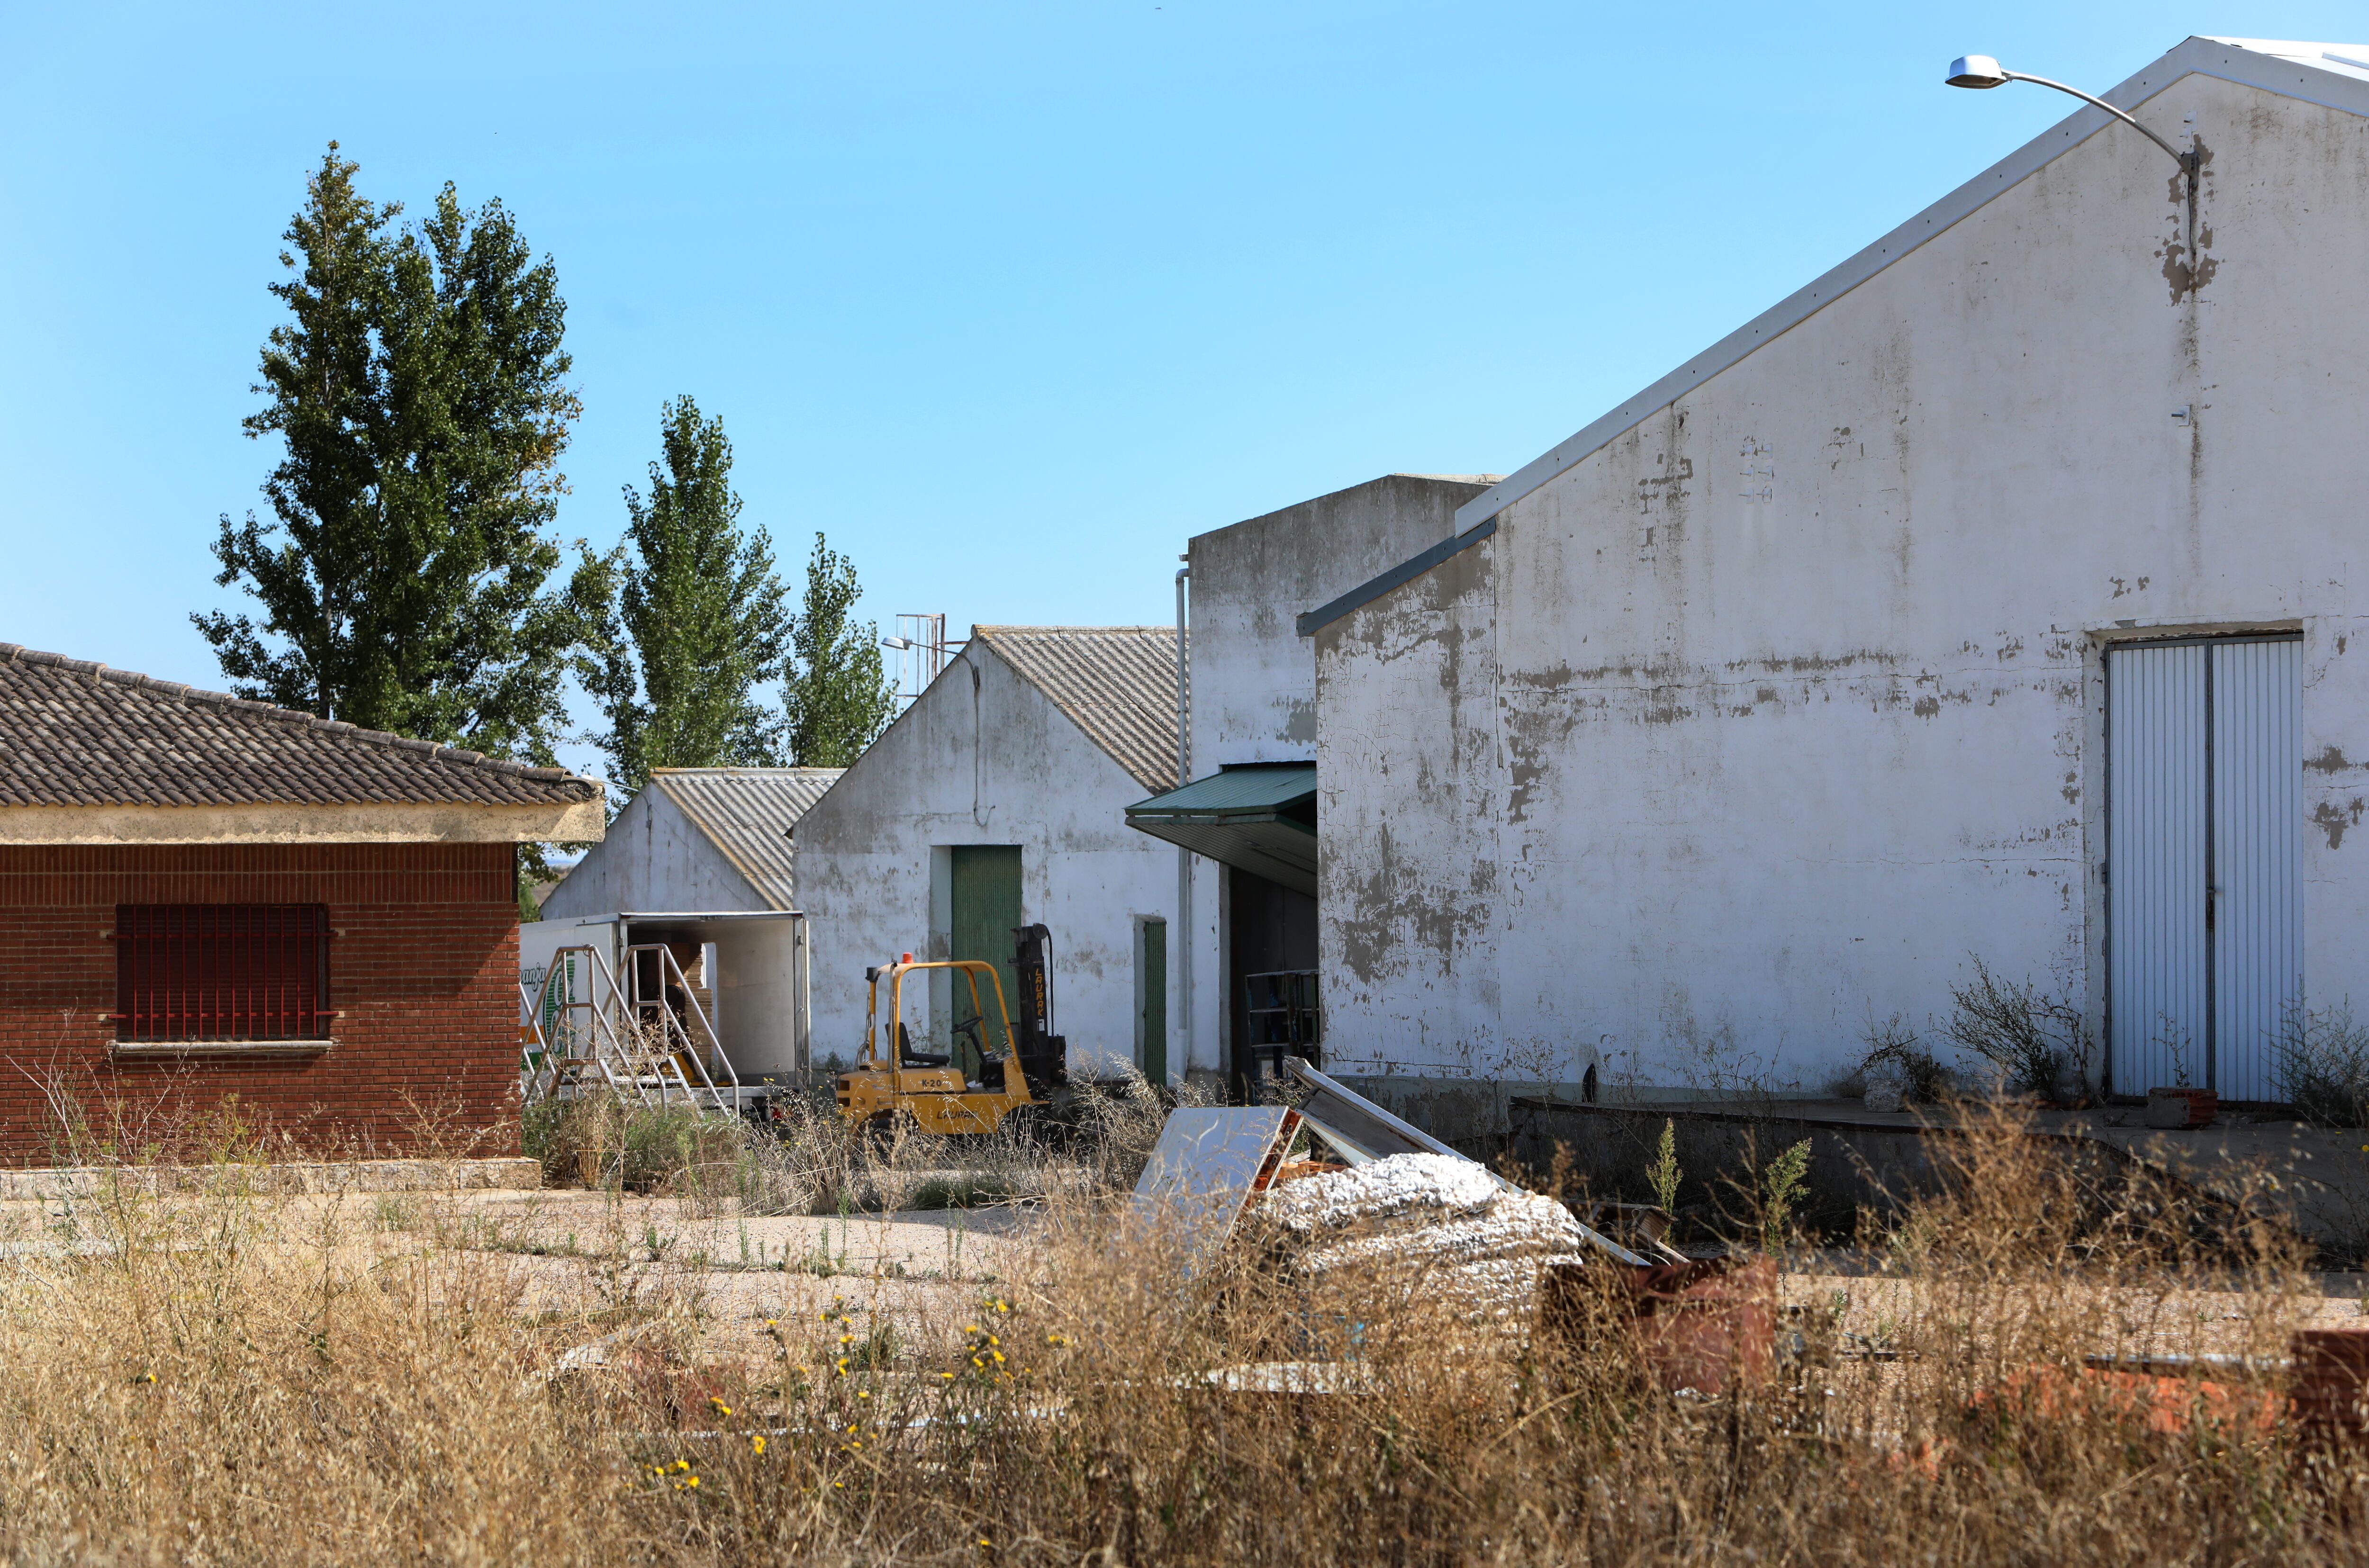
(1175, 475), (1495, 1073)
(793, 642), (1181, 1079)
(541, 785), (764, 920)
(1188, 475), (1493, 770)
(1315, 69), (2369, 1100)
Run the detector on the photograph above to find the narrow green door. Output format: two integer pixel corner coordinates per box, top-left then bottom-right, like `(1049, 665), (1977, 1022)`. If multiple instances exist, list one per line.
(1138, 918), (1167, 1085)
(949, 846), (1023, 1066)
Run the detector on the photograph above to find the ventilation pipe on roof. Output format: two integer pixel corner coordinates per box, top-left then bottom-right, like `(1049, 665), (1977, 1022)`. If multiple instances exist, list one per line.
(1174, 565), (1192, 788)
(1173, 560), (1193, 1086)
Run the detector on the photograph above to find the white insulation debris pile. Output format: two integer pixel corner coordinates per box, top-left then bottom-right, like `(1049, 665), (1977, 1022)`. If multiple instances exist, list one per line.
(1262, 1152), (1591, 1325)
(1266, 1152), (1499, 1234)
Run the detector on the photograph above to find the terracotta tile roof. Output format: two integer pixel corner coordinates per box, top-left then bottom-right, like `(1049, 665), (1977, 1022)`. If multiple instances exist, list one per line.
(651, 767), (843, 909)
(0, 644), (601, 809)
(971, 626), (1181, 793)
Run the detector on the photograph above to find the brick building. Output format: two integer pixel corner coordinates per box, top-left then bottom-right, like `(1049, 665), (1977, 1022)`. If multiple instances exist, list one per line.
(0, 645), (603, 1164)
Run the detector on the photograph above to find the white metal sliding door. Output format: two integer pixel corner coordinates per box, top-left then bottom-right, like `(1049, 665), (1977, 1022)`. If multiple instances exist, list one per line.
(2108, 643), (2207, 1094)
(2210, 639), (2303, 1099)
(2107, 636), (2301, 1100)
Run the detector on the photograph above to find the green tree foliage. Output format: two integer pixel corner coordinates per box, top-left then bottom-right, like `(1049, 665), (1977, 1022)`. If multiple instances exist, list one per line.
(579, 397), (790, 794)
(782, 533), (895, 767)
(194, 144), (605, 763)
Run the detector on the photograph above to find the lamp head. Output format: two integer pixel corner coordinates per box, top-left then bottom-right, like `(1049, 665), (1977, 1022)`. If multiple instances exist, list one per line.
(1947, 54), (2010, 89)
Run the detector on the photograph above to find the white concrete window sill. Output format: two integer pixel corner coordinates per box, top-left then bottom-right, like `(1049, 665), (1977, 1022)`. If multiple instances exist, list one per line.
(109, 1039), (336, 1059)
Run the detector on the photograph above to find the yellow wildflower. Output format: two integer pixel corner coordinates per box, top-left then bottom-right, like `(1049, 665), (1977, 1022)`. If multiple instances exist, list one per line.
(751, 1434), (767, 1455)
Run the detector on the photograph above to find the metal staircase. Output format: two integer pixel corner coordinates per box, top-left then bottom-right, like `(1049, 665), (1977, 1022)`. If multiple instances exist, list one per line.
(519, 942), (739, 1115)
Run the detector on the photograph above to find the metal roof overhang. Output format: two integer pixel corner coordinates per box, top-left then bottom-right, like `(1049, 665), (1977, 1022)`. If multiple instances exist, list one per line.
(1124, 764), (1317, 897)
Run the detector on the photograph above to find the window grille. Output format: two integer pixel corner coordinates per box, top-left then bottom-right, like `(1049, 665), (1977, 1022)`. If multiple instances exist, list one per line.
(114, 905), (333, 1043)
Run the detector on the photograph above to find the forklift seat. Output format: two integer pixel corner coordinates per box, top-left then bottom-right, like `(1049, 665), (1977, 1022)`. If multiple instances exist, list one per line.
(896, 1021), (951, 1070)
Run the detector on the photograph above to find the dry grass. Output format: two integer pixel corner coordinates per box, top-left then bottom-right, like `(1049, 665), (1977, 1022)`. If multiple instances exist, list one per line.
(5, 1094), (2369, 1565)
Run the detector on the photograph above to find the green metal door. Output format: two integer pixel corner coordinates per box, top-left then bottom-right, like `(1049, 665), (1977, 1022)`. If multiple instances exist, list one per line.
(1138, 918), (1167, 1085)
(949, 846), (1023, 1063)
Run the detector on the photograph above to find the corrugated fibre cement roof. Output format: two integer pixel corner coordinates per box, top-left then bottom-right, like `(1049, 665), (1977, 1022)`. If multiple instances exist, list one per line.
(651, 767), (843, 910)
(971, 626), (1180, 794)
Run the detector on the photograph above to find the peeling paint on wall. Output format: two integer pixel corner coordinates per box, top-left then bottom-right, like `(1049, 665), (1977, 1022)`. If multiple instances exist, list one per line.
(1315, 74), (2369, 1096)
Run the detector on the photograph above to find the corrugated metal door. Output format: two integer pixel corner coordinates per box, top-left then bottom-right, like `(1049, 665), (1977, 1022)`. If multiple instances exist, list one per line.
(2108, 643), (2207, 1093)
(2211, 639), (2303, 1099)
(2107, 637), (2301, 1099)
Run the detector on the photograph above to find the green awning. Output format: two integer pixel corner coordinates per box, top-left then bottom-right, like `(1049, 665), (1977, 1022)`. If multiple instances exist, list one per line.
(1125, 764), (1317, 896)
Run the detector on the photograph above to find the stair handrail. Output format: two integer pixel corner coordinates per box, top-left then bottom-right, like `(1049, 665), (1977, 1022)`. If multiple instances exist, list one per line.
(524, 944), (656, 1110)
(621, 942), (741, 1113)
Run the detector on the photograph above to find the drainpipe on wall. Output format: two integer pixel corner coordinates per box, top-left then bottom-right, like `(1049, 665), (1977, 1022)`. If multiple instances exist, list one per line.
(1175, 559), (1191, 1084)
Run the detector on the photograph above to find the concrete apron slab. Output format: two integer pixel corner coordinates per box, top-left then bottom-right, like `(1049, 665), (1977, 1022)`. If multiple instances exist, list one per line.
(0, 1157), (542, 1202)
(1512, 1098), (2369, 1260)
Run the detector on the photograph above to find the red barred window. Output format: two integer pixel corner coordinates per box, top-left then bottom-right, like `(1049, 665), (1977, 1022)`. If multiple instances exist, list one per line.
(114, 905), (333, 1043)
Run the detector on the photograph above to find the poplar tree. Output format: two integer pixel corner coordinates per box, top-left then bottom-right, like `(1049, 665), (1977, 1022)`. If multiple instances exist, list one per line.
(580, 397), (790, 794)
(195, 144), (603, 763)
(782, 533), (895, 767)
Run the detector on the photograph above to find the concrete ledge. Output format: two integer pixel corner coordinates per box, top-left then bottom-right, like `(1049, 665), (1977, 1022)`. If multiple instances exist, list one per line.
(0, 1157), (543, 1201)
(109, 1039), (335, 1059)
(1512, 1096), (2369, 1258)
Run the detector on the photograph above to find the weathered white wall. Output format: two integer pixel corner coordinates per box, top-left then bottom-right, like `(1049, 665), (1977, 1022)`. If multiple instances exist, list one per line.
(1189, 475), (1493, 769)
(542, 786), (763, 920)
(1177, 475), (1495, 1072)
(794, 642), (1180, 1078)
(1317, 72), (2369, 1100)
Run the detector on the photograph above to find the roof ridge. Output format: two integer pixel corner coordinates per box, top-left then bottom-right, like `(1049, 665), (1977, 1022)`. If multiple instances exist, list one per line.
(650, 765), (846, 776)
(971, 624), (1174, 637)
(0, 641), (597, 795)
(1447, 35), (2369, 538)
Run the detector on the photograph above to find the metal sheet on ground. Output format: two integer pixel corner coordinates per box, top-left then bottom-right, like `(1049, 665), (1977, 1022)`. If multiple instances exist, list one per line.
(1129, 1107), (1291, 1270)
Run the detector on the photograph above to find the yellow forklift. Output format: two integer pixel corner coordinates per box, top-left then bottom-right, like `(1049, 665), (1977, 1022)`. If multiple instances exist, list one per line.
(834, 924), (1068, 1135)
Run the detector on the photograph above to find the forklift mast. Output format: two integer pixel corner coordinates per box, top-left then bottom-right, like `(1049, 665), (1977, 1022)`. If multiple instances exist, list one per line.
(1010, 923), (1068, 1095)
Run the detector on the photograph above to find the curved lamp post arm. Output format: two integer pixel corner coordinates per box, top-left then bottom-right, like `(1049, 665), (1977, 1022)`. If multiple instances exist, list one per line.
(1950, 54), (2203, 293)
(1999, 71), (2193, 171)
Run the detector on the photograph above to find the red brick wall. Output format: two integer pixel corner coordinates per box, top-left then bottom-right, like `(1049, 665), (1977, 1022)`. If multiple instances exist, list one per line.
(0, 843), (521, 1165)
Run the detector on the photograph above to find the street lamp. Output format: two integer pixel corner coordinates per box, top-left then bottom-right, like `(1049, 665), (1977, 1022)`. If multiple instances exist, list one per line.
(1947, 54), (2199, 284)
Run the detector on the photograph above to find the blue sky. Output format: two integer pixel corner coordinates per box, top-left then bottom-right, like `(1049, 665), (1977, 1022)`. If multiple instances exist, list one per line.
(4, 3), (2361, 774)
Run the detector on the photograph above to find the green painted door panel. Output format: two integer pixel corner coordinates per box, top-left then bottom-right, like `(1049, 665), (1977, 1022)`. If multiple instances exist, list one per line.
(949, 846), (1023, 1065)
(1138, 919), (1167, 1084)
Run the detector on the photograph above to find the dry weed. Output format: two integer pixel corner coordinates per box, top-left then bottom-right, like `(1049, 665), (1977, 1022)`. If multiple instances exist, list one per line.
(1, 1098), (2366, 1563)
